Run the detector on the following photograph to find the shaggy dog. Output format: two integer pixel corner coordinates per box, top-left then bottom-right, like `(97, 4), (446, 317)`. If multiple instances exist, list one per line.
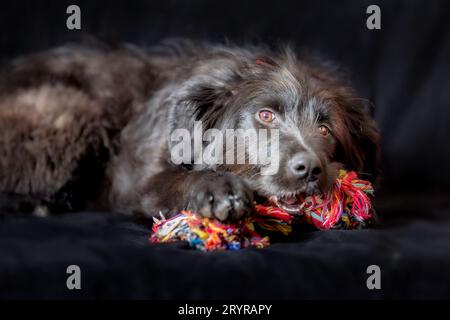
(0, 43), (380, 220)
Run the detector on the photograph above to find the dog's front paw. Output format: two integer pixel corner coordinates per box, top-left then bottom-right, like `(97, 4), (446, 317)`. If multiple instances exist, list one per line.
(188, 173), (254, 221)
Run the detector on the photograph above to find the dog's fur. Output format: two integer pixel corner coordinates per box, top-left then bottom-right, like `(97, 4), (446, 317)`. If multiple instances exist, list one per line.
(0, 43), (380, 220)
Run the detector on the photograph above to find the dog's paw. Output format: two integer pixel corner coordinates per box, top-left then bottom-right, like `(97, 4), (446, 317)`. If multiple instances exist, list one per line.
(188, 173), (254, 221)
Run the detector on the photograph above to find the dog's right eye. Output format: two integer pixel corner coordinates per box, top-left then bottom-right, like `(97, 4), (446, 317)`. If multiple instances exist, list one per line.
(258, 110), (275, 123)
(318, 125), (331, 136)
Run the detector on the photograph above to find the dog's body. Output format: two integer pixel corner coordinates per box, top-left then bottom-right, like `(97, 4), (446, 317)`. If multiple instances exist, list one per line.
(0, 43), (380, 219)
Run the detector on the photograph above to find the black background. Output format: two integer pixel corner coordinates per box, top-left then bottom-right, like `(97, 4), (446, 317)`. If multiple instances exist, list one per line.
(1, 0), (450, 300)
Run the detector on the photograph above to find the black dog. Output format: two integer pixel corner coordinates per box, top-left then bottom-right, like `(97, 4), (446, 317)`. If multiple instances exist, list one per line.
(0, 43), (380, 220)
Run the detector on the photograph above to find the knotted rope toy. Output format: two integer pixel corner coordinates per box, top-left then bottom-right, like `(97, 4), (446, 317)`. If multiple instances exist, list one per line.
(150, 170), (374, 251)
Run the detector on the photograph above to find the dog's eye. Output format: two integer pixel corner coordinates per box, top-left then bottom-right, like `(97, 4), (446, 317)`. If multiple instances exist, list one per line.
(318, 125), (330, 136)
(258, 110), (275, 123)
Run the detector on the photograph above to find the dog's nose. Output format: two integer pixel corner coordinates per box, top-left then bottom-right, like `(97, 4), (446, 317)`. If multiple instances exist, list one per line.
(288, 153), (322, 180)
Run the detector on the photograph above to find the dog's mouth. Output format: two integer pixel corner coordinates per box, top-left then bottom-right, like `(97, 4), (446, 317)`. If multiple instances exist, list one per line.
(269, 195), (305, 214)
(254, 184), (324, 215)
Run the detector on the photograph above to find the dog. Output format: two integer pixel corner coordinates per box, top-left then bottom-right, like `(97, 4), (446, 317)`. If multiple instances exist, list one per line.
(0, 43), (380, 220)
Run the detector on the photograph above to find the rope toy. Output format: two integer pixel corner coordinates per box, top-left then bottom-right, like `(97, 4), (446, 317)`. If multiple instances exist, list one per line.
(150, 207), (292, 251)
(295, 169), (374, 230)
(150, 169), (374, 251)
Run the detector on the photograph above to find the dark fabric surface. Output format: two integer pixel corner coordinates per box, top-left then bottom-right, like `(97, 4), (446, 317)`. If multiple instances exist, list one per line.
(1, 0), (450, 299)
(1, 211), (450, 299)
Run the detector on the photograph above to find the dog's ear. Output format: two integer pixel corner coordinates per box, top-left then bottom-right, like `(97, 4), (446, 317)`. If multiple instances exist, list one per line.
(165, 57), (243, 166)
(332, 98), (381, 183)
(166, 58), (243, 132)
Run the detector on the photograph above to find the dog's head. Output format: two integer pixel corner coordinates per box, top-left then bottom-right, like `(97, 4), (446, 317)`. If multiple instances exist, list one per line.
(167, 47), (380, 213)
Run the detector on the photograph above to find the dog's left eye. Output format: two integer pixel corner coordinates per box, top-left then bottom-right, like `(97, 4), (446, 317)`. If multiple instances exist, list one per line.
(318, 125), (331, 136)
(258, 110), (275, 123)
